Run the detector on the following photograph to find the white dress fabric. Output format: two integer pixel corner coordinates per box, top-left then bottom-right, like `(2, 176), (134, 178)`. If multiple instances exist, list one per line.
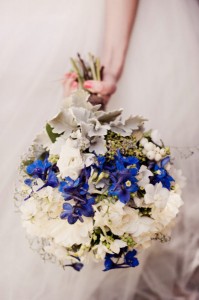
(0, 0), (199, 299)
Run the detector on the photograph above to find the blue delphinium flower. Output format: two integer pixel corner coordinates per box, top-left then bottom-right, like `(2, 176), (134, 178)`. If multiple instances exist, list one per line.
(95, 155), (116, 173)
(59, 167), (95, 224)
(103, 254), (117, 271)
(59, 177), (81, 200)
(46, 170), (59, 188)
(26, 157), (51, 180)
(71, 263), (84, 271)
(64, 256), (84, 271)
(24, 156), (59, 200)
(115, 150), (140, 171)
(109, 171), (138, 204)
(60, 197), (95, 224)
(24, 178), (32, 187)
(60, 203), (81, 224)
(103, 249), (139, 271)
(124, 250), (139, 267)
(108, 151), (140, 204)
(152, 164), (174, 190)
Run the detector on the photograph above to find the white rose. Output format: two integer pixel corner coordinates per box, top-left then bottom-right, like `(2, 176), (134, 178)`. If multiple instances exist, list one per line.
(57, 139), (84, 180)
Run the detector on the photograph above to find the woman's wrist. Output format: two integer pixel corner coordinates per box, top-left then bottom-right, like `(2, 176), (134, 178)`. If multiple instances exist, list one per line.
(102, 51), (126, 82)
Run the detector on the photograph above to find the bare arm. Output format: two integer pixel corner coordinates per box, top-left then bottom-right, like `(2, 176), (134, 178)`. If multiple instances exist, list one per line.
(84, 0), (139, 103)
(102, 0), (138, 81)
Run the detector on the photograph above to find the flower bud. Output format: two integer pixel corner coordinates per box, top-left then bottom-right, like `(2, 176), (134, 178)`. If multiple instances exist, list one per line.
(140, 138), (148, 147)
(155, 147), (160, 153)
(147, 151), (155, 160)
(144, 142), (155, 151)
(160, 148), (166, 156)
(155, 153), (162, 162)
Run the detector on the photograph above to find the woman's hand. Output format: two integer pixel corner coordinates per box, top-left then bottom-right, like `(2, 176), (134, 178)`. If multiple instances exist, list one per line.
(62, 72), (78, 97)
(62, 71), (117, 106)
(83, 73), (117, 105)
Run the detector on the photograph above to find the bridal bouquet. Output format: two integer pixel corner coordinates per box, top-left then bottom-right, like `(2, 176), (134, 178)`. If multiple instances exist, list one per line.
(15, 55), (184, 272)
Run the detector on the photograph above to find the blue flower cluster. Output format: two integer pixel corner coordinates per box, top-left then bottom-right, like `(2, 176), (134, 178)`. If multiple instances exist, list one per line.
(103, 248), (139, 271)
(95, 150), (140, 204)
(24, 157), (59, 199)
(149, 157), (174, 190)
(59, 168), (95, 224)
(25, 157), (95, 225)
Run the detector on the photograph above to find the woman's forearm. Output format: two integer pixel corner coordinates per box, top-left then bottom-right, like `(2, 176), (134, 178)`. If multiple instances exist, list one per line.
(102, 0), (139, 81)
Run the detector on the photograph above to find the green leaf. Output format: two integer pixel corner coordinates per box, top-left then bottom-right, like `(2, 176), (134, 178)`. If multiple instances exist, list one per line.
(46, 123), (61, 143)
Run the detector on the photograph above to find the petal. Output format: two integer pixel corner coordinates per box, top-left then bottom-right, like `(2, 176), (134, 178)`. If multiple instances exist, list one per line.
(47, 171), (59, 188)
(81, 203), (94, 217)
(71, 263), (84, 271)
(161, 156), (170, 168)
(60, 211), (70, 219)
(118, 189), (131, 204)
(68, 215), (78, 224)
(127, 183), (138, 193)
(63, 202), (73, 213)
(103, 258), (115, 271)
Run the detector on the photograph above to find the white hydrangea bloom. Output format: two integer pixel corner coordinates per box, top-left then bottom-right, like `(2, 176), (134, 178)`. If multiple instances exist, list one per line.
(20, 197), (39, 221)
(94, 200), (129, 236)
(152, 192), (183, 227)
(144, 183), (170, 209)
(109, 239), (127, 254)
(47, 217), (93, 247)
(170, 168), (186, 194)
(137, 165), (153, 188)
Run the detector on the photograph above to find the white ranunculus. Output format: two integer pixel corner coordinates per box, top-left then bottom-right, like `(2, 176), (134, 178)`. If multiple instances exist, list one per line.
(144, 183), (169, 209)
(57, 139), (84, 180)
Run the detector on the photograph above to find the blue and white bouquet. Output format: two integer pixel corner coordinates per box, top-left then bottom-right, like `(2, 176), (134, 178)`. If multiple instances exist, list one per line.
(16, 57), (185, 272)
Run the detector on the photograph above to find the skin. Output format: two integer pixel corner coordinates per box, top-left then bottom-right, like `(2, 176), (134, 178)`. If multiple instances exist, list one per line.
(63, 0), (139, 105)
